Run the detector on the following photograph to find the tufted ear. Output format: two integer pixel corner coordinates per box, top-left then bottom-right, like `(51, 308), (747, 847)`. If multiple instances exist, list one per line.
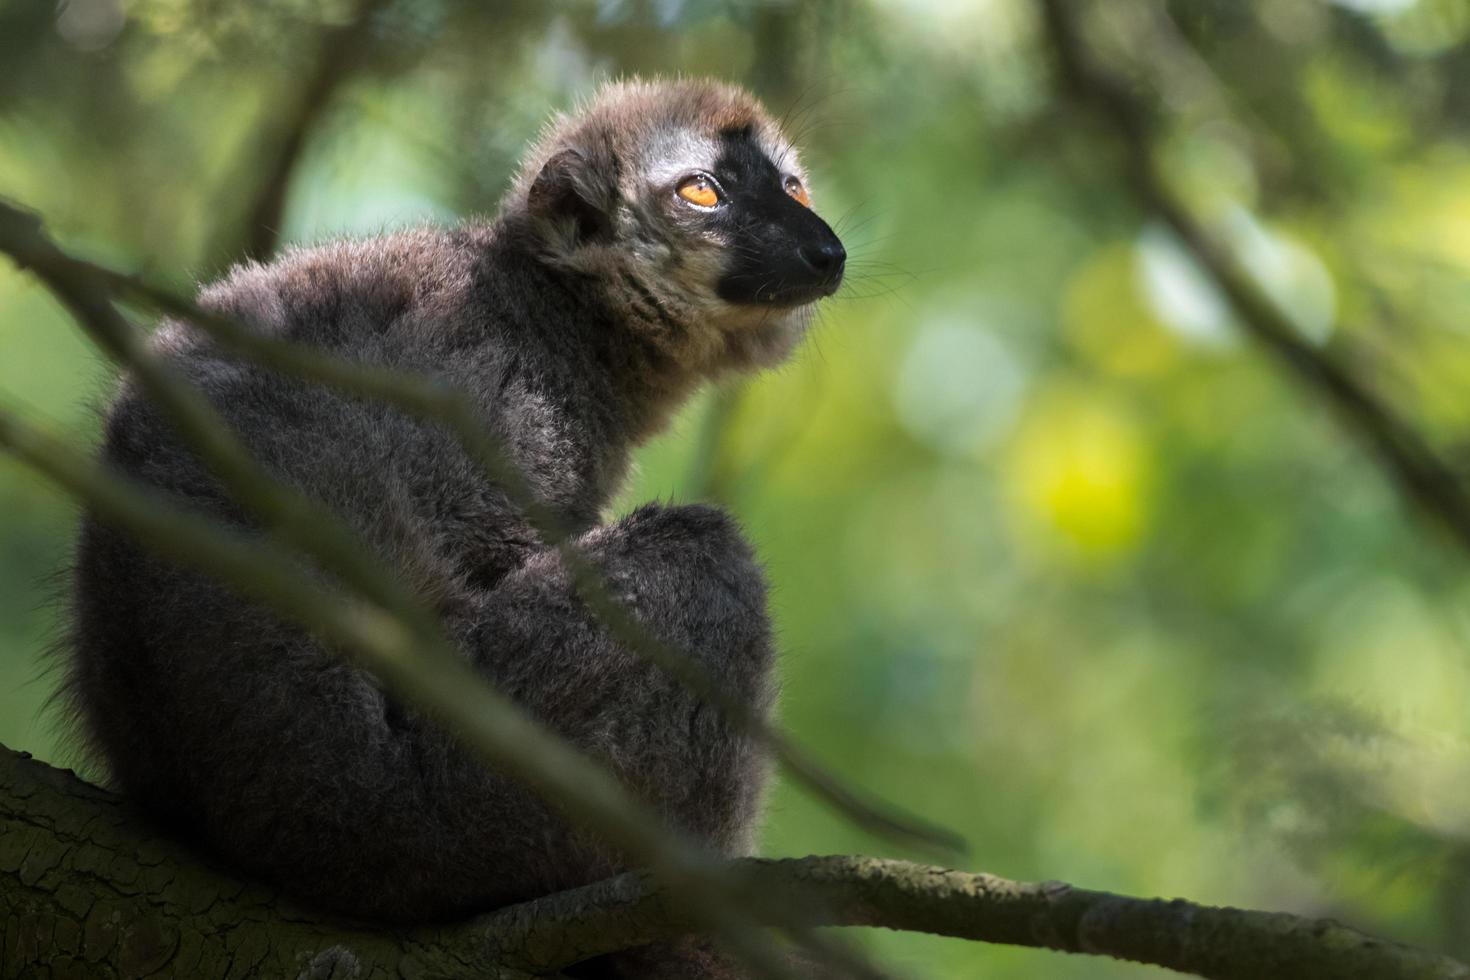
(527, 148), (614, 245)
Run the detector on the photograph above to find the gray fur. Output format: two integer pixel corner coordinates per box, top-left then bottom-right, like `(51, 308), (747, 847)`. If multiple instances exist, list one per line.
(66, 78), (841, 977)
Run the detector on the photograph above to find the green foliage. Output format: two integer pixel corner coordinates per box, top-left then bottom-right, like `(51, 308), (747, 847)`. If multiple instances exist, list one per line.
(4, 0), (1470, 975)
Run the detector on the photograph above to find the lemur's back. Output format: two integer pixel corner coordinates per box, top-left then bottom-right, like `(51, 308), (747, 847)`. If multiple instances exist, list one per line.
(70, 227), (593, 917)
(66, 78), (845, 977)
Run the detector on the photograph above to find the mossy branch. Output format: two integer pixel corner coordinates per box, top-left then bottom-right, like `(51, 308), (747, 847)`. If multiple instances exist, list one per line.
(4, 744), (1466, 980)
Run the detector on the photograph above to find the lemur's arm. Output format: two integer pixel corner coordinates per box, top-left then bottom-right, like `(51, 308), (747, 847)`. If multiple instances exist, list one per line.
(459, 502), (775, 851)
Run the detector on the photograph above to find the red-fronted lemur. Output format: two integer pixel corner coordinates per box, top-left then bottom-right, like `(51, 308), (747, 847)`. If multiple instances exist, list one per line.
(66, 78), (846, 978)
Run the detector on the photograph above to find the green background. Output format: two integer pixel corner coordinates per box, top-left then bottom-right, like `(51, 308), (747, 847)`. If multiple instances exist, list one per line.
(5, 1), (1470, 975)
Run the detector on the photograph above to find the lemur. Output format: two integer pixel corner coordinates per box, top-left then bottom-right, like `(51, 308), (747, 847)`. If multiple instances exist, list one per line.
(65, 79), (845, 976)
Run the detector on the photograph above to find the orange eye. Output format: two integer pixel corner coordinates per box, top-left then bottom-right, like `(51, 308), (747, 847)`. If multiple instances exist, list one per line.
(676, 175), (721, 208)
(784, 175), (810, 208)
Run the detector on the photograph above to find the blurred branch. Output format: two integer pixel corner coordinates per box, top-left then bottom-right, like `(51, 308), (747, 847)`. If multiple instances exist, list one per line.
(1036, 0), (1470, 555)
(5, 743), (1467, 980)
(0, 205), (437, 632)
(0, 197), (964, 861)
(237, 0), (390, 262)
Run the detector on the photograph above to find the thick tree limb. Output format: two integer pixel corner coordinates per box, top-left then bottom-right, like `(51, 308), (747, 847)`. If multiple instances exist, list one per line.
(4, 744), (1466, 979)
(0, 742), (522, 980)
(1036, 0), (1470, 554)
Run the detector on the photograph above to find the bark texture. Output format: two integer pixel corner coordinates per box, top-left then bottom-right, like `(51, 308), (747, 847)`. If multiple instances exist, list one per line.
(0, 744), (534, 980)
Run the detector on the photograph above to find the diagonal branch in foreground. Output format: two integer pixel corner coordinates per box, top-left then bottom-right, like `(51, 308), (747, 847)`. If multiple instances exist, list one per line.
(0, 197), (963, 862)
(1035, 0), (1470, 555)
(3, 743), (1465, 980)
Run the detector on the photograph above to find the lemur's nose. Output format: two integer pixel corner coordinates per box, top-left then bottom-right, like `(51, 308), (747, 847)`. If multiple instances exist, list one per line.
(799, 241), (847, 277)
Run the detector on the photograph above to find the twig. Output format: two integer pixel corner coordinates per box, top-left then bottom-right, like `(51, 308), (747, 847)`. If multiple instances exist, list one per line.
(0, 197), (965, 861)
(1036, 0), (1470, 554)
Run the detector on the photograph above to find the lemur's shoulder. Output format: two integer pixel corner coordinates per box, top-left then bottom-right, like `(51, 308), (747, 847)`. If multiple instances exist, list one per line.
(192, 225), (488, 343)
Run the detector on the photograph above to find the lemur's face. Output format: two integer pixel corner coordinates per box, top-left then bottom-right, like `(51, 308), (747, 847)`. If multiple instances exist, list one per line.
(514, 79), (843, 374)
(658, 125), (845, 309)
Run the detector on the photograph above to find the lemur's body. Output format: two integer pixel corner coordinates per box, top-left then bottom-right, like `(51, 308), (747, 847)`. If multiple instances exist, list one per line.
(67, 79), (844, 975)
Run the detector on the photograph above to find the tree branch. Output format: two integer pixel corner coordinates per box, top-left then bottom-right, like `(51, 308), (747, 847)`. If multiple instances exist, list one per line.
(1035, 0), (1470, 555)
(4, 744), (1464, 979)
(483, 856), (1470, 980)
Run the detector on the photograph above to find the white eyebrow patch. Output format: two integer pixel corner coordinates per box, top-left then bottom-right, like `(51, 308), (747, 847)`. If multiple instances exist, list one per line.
(645, 129), (722, 186)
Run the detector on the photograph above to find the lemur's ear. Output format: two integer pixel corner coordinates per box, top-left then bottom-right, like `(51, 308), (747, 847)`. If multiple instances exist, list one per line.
(528, 148), (614, 245)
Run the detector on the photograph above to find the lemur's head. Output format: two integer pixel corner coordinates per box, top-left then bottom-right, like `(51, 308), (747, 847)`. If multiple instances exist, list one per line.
(505, 77), (845, 376)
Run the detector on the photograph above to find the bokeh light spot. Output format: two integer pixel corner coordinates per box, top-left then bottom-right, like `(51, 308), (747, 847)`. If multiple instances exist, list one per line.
(893, 314), (1029, 457)
(1064, 242), (1180, 377)
(1135, 224), (1238, 349)
(1007, 389), (1153, 562)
